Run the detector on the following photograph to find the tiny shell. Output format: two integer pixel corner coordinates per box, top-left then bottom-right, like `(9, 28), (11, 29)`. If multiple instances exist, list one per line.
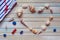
(41, 25), (47, 30)
(50, 9), (53, 14)
(20, 20), (28, 28)
(38, 29), (42, 34)
(44, 4), (50, 9)
(45, 20), (51, 26)
(30, 29), (37, 34)
(22, 4), (29, 9)
(29, 5), (36, 13)
(49, 16), (53, 21)
(38, 9), (43, 14)
(17, 10), (23, 18)
(8, 18), (14, 22)
(38, 31), (42, 34)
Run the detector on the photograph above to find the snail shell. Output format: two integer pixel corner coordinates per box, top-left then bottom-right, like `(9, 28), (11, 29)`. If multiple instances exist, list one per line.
(29, 5), (36, 13)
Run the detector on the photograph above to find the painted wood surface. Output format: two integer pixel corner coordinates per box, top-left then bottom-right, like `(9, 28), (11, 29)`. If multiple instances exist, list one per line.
(0, 0), (60, 40)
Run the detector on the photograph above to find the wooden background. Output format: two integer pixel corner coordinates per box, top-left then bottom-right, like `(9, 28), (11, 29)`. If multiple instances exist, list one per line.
(0, 0), (60, 40)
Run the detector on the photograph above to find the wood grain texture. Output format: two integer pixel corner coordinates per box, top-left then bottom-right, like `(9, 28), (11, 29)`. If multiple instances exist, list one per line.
(0, 0), (60, 40)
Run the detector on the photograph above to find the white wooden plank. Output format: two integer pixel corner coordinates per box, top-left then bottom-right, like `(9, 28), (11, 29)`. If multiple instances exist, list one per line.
(3, 17), (60, 22)
(17, 3), (60, 7)
(5, 13), (60, 18)
(10, 7), (60, 13)
(17, 0), (60, 2)
(0, 22), (60, 28)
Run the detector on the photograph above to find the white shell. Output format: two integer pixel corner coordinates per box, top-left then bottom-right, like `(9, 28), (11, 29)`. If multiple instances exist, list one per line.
(46, 20), (50, 24)
(17, 9), (23, 18)
(40, 25), (47, 30)
(22, 4), (29, 9)
(45, 20), (51, 26)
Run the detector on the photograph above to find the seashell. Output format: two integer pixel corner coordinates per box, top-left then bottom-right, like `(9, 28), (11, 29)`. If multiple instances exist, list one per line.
(17, 10), (23, 18)
(29, 5), (36, 13)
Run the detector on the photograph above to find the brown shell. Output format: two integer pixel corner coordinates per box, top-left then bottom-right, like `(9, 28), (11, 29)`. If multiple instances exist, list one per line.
(29, 6), (36, 13)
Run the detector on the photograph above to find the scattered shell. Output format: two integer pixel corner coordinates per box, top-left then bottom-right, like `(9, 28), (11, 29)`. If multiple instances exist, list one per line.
(50, 8), (53, 14)
(17, 10), (23, 18)
(38, 31), (42, 34)
(44, 4), (50, 9)
(20, 20), (28, 28)
(49, 16), (53, 21)
(41, 25), (47, 30)
(38, 9), (44, 14)
(45, 20), (51, 26)
(30, 29), (37, 34)
(38, 30), (42, 34)
(29, 5), (36, 13)
(22, 4), (29, 9)
(8, 18), (14, 22)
